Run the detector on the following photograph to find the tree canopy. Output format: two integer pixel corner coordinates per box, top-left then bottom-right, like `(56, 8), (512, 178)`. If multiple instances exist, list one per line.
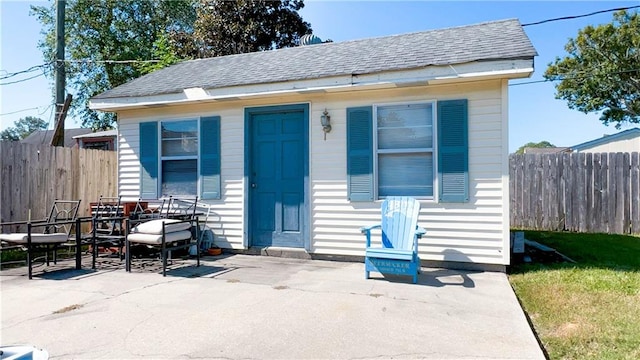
(32, 0), (197, 130)
(0, 116), (48, 141)
(544, 10), (640, 128)
(515, 141), (556, 155)
(190, 0), (310, 58)
(32, 0), (312, 130)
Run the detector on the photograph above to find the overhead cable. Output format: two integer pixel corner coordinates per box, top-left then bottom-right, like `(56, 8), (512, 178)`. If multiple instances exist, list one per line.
(510, 67), (640, 86)
(0, 63), (51, 80)
(63, 59), (162, 64)
(523, 5), (640, 26)
(0, 103), (53, 117)
(0, 73), (46, 86)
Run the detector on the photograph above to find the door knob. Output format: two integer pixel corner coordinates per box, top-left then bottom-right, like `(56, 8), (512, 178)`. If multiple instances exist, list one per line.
(251, 183), (257, 188)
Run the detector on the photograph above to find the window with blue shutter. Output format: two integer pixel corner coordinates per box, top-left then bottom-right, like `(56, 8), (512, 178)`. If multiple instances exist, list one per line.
(346, 99), (468, 202)
(376, 103), (434, 197)
(200, 116), (221, 199)
(139, 122), (158, 199)
(347, 106), (374, 201)
(160, 120), (198, 197)
(437, 99), (469, 202)
(140, 116), (221, 200)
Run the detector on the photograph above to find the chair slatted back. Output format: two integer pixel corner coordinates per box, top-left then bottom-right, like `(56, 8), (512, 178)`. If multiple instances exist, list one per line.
(168, 197), (198, 219)
(130, 198), (169, 220)
(380, 197), (420, 250)
(45, 200), (81, 235)
(92, 195), (124, 235)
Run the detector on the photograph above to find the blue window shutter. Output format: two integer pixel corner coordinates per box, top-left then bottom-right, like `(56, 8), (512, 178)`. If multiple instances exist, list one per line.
(139, 122), (158, 199)
(437, 99), (469, 202)
(347, 106), (374, 201)
(200, 116), (221, 199)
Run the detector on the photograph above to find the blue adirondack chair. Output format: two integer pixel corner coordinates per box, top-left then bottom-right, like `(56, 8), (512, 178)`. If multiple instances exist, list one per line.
(361, 197), (426, 284)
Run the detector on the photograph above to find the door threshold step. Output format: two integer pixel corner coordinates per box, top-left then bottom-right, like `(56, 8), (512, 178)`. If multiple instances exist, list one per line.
(246, 247), (311, 260)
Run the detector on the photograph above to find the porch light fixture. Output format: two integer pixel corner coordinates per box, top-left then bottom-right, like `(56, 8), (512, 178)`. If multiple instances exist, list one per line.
(320, 109), (331, 140)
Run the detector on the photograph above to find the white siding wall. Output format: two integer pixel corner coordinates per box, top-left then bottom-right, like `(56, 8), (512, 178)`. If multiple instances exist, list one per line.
(116, 79), (510, 265)
(118, 103), (248, 249)
(308, 80), (509, 265)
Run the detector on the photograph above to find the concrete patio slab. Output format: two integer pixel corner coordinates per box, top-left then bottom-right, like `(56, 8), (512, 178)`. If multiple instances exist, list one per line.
(1, 254), (545, 359)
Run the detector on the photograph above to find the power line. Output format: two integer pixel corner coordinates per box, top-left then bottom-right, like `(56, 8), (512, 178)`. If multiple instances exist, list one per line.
(0, 107), (41, 116)
(510, 67), (640, 86)
(522, 5), (640, 26)
(0, 104), (54, 117)
(0, 63), (52, 80)
(38, 103), (56, 116)
(0, 58), (163, 86)
(41, 103), (57, 145)
(1, 58), (160, 80)
(63, 59), (162, 64)
(509, 79), (550, 87)
(0, 72), (45, 86)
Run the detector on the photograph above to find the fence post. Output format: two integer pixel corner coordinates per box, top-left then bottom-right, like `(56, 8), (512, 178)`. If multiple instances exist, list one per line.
(631, 153), (640, 234)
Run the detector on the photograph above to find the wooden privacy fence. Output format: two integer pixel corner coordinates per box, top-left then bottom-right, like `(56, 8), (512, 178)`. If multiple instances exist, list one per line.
(0, 142), (118, 223)
(510, 152), (640, 235)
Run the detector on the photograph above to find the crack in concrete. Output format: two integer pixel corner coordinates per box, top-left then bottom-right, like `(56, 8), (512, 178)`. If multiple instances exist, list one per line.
(1, 277), (190, 331)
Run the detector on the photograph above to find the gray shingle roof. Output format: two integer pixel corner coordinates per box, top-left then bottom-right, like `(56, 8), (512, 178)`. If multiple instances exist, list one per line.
(94, 18), (536, 100)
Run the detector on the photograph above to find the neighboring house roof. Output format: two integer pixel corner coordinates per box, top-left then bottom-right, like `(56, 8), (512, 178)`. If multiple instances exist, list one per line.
(72, 129), (117, 139)
(523, 147), (571, 154)
(571, 128), (640, 151)
(21, 128), (93, 148)
(93, 18), (536, 100)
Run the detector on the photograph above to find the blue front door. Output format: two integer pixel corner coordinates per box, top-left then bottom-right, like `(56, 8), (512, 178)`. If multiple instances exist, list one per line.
(248, 105), (307, 248)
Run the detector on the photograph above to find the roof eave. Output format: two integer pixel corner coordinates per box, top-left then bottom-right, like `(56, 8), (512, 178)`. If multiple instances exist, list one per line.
(572, 128), (640, 151)
(89, 58), (534, 112)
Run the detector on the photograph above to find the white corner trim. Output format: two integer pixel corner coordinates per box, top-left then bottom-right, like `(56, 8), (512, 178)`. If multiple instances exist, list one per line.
(500, 79), (511, 265)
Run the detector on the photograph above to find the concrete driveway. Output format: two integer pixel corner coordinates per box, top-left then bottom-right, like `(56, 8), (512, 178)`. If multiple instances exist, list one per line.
(1, 254), (545, 359)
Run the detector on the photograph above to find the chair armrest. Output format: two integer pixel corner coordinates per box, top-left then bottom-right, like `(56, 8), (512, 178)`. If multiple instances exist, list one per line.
(361, 224), (381, 248)
(360, 224), (381, 234)
(415, 226), (426, 239)
(0, 218), (49, 226)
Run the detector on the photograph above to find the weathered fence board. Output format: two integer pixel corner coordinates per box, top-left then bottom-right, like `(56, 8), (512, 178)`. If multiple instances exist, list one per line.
(510, 152), (640, 235)
(0, 142), (117, 223)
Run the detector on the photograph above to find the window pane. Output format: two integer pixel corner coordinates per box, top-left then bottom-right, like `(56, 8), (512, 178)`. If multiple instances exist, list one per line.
(377, 103), (432, 149)
(378, 127), (432, 149)
(378, 153), (433, 197)
(162, 139), (198, 156)
(162, 159), (197, 196)
(162, 120), (198, 156)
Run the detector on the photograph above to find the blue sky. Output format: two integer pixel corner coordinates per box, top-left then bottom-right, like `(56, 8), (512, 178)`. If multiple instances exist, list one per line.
(1, 0), (639, 152)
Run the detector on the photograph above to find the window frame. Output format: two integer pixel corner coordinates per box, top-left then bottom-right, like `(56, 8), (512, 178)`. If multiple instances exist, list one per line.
(158, 118), (200, 198)
(372, 100), (438, 201)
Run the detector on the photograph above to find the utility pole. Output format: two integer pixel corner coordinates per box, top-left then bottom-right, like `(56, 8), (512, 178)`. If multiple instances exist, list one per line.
(51, 0), (66, 147)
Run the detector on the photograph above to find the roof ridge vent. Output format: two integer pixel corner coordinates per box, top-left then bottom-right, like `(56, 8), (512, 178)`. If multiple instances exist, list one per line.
(300, 34), (323, 46)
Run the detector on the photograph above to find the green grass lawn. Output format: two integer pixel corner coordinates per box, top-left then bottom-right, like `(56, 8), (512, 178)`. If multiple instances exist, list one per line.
(509, 231), (640, 360)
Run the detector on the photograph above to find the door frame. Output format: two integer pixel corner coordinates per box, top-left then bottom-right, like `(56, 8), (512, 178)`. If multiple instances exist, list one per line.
(243, 103), (310, 250)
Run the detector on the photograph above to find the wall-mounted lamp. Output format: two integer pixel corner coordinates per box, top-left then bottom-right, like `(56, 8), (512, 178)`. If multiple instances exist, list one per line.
(320, 109), (331, 140)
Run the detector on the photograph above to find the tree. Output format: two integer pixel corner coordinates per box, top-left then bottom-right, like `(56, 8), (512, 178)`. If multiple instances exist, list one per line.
(32, 0), (312, 130)
(31, 0), (198, 130)
(0, 116), (48, 141)
(185, 0), (311, 58)
(515, 141), (556, 155)
(544, 10), (640, 128)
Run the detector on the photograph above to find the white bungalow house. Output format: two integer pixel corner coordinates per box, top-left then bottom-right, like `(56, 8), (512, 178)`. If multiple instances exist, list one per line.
(89, 19), (537, 270)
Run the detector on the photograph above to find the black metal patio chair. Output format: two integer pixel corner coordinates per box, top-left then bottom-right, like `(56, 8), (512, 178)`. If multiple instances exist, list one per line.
(0, 199), (83, 279)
